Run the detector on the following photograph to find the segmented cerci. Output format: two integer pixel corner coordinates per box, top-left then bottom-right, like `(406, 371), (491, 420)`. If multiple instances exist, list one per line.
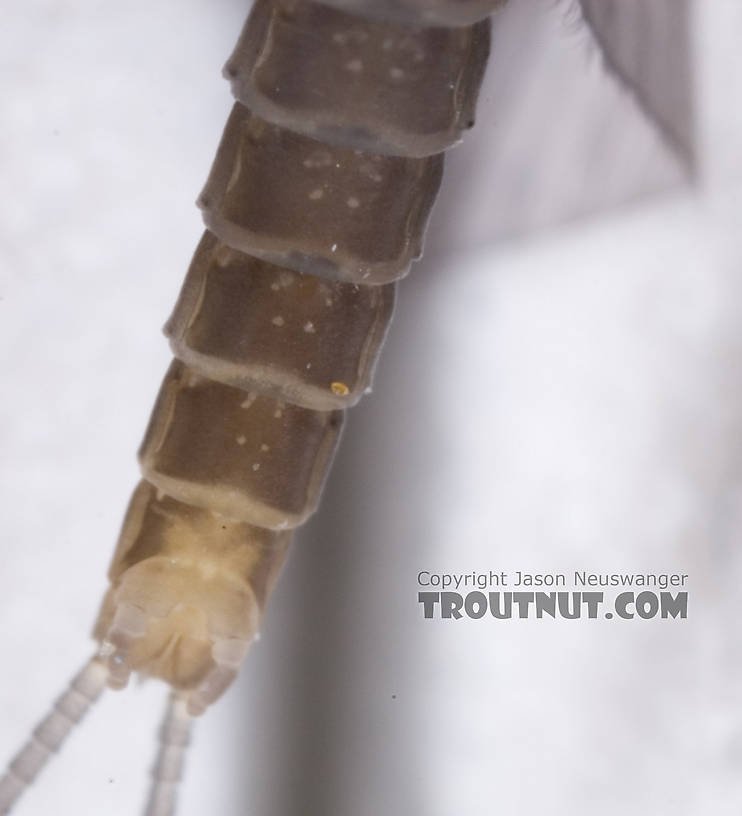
(0, 1), (499, 813)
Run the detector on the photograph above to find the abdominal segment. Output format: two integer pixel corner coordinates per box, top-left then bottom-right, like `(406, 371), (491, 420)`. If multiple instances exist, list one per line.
(93, 0), (495, 713)
(165, 231), (395, 410)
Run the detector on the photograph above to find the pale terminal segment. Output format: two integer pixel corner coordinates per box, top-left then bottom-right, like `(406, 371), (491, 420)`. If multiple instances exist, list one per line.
(93, 481), (291, 715)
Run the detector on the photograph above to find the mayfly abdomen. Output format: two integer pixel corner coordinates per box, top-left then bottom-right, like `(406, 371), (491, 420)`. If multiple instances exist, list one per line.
(0, 0), (497, 811)
(92, 0), (492, 714)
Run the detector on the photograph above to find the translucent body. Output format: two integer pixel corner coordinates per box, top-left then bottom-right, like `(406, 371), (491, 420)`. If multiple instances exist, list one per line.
(226, 0), (491, 156)
(165, 232), (395, 410)
(198, 103), (443, 283)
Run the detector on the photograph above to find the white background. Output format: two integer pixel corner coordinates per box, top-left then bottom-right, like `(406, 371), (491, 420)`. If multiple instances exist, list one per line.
(1, 1), (741, 814)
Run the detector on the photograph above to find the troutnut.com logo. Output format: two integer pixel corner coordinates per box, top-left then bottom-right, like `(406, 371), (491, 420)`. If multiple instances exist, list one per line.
(417, 571), (689, 620)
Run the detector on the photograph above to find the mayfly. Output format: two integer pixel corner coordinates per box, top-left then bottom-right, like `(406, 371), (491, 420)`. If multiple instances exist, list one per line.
(0, 0), (502, 813)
